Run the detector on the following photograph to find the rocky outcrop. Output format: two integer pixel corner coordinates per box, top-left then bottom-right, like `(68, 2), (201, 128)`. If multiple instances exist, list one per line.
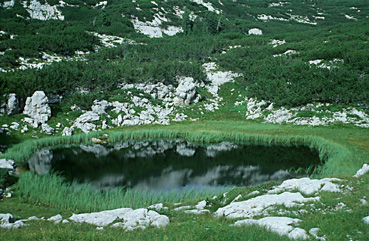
(244, 99), (369, 127)
(0, 213), (25, 229)
(233, 217), (308, 240)
(69, 208), (169, 230)
(173, 77), (201, 106)
(23, 91), (51, 128)
(91, 100), (111, 114)
(22, 0), (64, 21)
(73, 111), (100, 134)
(41, 123), (54, 135)
(203, 63), (241, 96)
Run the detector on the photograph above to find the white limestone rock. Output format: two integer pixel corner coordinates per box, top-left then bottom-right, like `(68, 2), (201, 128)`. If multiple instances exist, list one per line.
(74, 111), (100, 134)
(47, 214), (62, 223)
(23, 0), (64, 21)
(173, 113), (187, 122)
(363, 216), (369, 224)
(248, 28), (263, 35)
(0, 159), (15, 173)
(75, 111), (100, 123)
(69, 208), (132, 226)
(101, 120), (108, 130)
(174, 77), (200, 106)
(27, 216), (39, 221)
(203, 63), (241, 96)
(131, 15), (183, 38)
(309, 228), (326, 241)
(62, 127), (73, 136)
(264, 107), (295, 123)
(1, 0), (15, 8)
(148, 203), (163, 210)
(69, 208), (169, 230)
(233, 217), (307, 239)
(9, 122), (19, 130)
(0, 213), (26, 229)
(0, 214), (14, 225)
(195, 200), (207, 210)
(23, 91), (51, 126)
(353, 164), (369, 178)
(190, 0), (220, 14)
(41, 123), (54, 135)
(173, 206), (192, 211)
(91, 100), (111, 114)
(268, 177), (341, 195)
(288, 228), (309, 240)
(215, 192), (319, 218)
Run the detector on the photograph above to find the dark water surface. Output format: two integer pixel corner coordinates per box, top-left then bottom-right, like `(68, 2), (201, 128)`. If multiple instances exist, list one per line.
(28, 140), (320, 191)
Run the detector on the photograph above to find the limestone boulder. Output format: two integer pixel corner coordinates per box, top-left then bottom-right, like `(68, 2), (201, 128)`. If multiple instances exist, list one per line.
(91, 100), (111, 114)
(69, 208), (169, 230)
(23, 91), (51, 126)
(41, 123), (55, 135)
(173, 77), (200, 106)
(248, 28), (263, 35)
(73, 111), (100, 134)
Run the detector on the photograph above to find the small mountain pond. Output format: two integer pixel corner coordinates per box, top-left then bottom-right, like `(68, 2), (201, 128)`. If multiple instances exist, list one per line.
(27, 139), (321, 191)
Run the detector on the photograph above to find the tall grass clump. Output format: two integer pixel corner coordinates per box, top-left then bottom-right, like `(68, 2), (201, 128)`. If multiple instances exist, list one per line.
(18, 172), (230, 213)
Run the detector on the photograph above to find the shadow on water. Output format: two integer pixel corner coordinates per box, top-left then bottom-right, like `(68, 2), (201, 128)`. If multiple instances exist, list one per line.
(27, 139), (321, 191)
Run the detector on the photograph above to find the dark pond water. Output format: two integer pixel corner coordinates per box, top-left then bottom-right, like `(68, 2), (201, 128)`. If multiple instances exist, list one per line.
(27, 140), (321, 191)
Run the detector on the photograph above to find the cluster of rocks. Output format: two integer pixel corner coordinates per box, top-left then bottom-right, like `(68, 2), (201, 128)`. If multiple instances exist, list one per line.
(130, 14), (183, 38)
(214, 177), (342, 240)
(244, 98), (369, 127)
(0, 208), (169, 230)
(22, 0), (65, 21)
(71, 77), (204, 134)
(208, 165), (368, 239)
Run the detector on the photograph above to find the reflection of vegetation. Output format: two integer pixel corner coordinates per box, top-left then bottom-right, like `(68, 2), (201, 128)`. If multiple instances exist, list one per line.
(49, 141), (319, 188)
